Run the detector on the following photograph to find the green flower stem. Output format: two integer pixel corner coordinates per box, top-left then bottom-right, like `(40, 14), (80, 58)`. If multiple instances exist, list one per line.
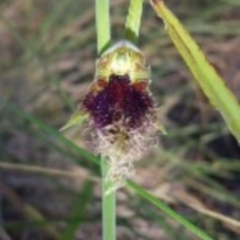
(101, 158), (116, 240)
(95, 0), (111, 55)
(95, 1), (116, 240)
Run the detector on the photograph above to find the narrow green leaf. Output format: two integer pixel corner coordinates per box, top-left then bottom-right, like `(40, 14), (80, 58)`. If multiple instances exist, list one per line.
(125, 0), (144, 43)
(127, 181), (215, 240)
(0, 97), (98, 165)
(150, 0), (240, 142)
(60, 111), (88, 132)
(60, 181), (94, 240)
(0, 15), (35, 58)
(40, 0), (77, 36)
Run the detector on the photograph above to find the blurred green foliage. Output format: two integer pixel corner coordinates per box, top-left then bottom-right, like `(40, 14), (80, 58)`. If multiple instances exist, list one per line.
(1, 0), (240, 239)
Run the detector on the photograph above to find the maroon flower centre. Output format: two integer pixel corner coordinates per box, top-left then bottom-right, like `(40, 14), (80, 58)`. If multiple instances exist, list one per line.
(82, 74), (153, 129)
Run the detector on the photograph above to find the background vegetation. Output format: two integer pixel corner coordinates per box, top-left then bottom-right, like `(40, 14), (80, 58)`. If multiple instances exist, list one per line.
(1, 0), (240, 239)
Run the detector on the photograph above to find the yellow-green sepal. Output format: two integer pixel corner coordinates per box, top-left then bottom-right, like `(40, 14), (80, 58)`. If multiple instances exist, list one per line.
(60, 111), (88, 132)
(157, 123), (167, 135)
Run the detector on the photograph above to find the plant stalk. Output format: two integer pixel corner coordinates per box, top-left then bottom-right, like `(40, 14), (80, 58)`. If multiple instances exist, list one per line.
(95, 1), (115, 240)
(101, 157), (116, 240)
(95, 0), (111, 55)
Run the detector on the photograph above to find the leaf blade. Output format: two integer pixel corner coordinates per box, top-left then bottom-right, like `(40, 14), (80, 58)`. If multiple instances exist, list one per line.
(150, 0), (240, 141)
(127, 181), (215, 240)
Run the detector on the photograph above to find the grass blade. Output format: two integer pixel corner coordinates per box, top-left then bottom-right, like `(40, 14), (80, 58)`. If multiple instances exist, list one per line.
(127, 181), (215, 240)
(60, 181), (94, 240)
(0, 15), (35, 58)
(0, 97), (98, 165)
(40, 0), (77, 36)
(150, 0), (240, 142)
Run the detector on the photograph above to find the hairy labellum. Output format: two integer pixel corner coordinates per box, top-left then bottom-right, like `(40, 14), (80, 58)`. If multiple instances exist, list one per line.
(79, 40), (161, 191)
(82, 74), (153, 129)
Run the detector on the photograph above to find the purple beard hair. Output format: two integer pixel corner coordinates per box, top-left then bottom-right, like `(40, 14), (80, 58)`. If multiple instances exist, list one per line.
(81, 74), (154, 129)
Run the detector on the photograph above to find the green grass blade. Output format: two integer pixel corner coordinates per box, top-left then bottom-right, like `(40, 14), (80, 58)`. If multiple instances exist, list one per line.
(0, 15), (35, 58)
(150, 0), (240, 142)
(40, 0), (77, 37)
(60, 181), (94, 240)
(125, 0), (144, 43)
(0, 97), (98, 165)
(127, 181), (215, 240)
